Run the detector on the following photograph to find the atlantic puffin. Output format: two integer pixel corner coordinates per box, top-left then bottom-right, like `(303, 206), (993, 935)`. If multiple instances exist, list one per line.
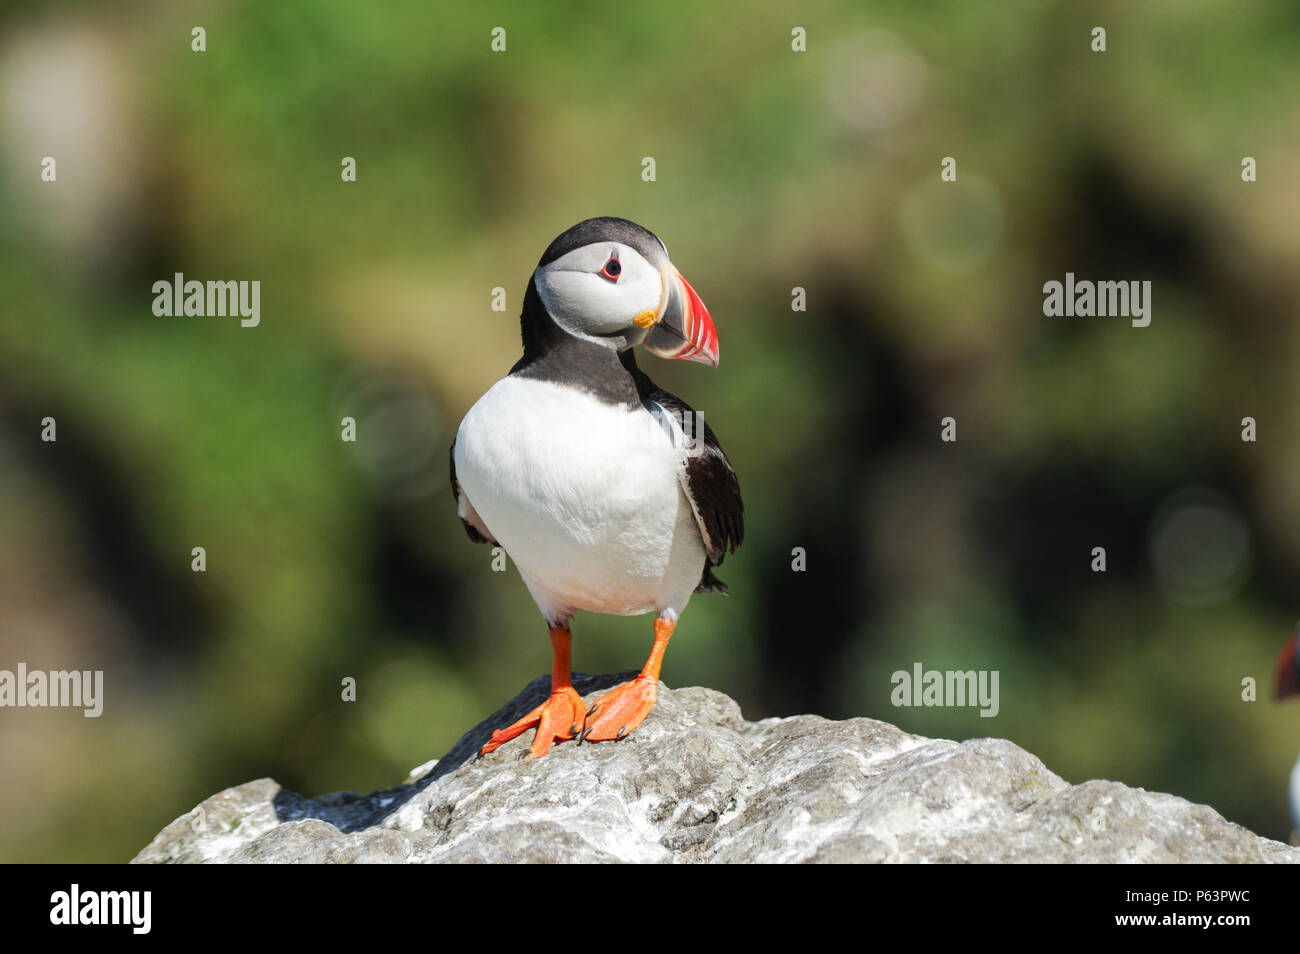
(1275, 631), (1300, 836)
(451, 217), (743, 759)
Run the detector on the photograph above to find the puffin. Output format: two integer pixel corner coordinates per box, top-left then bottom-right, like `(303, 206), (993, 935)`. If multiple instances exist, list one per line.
(1275, 631), (1300, 837)
(450, 217), (743, 759)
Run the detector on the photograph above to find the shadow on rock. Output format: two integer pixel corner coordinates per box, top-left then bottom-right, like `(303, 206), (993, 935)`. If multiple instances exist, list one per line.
(270, 670), (638, 833)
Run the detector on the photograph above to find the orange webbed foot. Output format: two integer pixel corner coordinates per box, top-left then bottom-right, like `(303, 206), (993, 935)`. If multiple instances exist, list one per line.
(579, 676), (658, 743)
(479, 685), (586, 759)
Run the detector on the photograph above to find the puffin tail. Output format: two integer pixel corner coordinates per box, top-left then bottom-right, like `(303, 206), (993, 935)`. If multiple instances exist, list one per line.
(695, 565), (729, 595)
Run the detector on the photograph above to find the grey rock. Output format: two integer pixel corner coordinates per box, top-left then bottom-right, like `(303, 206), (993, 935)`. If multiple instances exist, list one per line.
(133, 674), (1300, 864)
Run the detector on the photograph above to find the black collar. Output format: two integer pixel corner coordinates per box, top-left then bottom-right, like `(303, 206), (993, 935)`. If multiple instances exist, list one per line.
(509, 276), (642, 409)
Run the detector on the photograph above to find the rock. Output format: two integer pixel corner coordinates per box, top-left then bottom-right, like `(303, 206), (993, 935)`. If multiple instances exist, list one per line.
(133, 673), (1300, 864)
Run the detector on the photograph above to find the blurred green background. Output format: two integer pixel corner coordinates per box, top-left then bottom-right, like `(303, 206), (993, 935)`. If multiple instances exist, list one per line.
(3, 0), (1300, 862)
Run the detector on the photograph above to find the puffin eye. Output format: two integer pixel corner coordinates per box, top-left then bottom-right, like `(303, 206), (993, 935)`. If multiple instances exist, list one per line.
(599, 253), (622, 282)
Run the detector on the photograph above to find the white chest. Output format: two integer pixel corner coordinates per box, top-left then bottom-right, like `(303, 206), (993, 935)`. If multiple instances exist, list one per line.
(454, 376), (705, 618)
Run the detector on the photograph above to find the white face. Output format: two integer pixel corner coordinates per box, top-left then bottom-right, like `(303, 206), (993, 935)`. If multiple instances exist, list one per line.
(533, 241), (664, 343)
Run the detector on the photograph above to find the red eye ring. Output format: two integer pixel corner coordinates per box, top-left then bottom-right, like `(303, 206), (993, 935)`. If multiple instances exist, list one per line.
(599, 254), (622, 282)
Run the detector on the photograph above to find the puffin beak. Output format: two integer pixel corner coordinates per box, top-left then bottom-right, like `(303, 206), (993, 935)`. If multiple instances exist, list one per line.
(642, 264), (720, 367)
(1276, 633), (1300, 699)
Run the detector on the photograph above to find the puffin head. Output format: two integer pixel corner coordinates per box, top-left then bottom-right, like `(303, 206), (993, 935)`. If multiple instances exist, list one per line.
(530, 217), (719, 366)
(1277, 629), (1300, 700)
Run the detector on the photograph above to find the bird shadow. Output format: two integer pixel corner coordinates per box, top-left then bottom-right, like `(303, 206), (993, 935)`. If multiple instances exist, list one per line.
(271, 670), (638, 833)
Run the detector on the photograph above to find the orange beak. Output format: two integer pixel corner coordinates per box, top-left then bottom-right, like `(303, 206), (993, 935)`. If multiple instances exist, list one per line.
(642, 265), (719, 367)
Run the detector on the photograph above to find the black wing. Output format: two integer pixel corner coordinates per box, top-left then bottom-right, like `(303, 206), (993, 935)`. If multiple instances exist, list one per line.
(624, 357), (744, 589)
(449, 438), (497, 545)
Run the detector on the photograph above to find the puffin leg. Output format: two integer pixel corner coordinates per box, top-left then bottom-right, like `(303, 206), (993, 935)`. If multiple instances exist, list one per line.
(580, 616), (674, 743)
(479, 625), (586, 759)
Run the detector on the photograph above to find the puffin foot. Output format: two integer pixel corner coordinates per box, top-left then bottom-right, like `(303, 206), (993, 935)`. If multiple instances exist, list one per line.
(479, 685), (586, 759)
(579, 676), (657, 743)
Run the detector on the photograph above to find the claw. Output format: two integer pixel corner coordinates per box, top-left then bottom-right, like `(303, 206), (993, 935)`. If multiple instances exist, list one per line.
(517, 748), (531, 761)
(478, 684), (585, 759)
(578, 728), (590, 745)
(578, 677), (658, 743)
(587, 702), (598, 717)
